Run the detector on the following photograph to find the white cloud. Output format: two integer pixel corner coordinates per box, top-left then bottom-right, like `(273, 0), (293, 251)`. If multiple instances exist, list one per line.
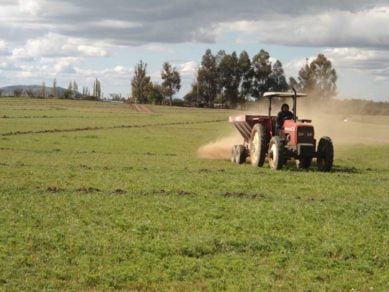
(91, 19), (143, 29)
(18, 71), (34, 78)
(324, 47), (389, 80)
(18, 0), (42, 16)
(178, 61), (198, 77)
(0, 61), (18, 71)
(77, 45), (108, 57)
(102, 65), (132, 76)
(11, 48), (34, 61)
(0, 0), (386, 48)
(54, 59), (76, 74)
(284, 47), (389, 84)
(76, 65), (133, 84)
(25, 34), (66, 58)
(9, 33), (110, 59)
(216, 6), (389, 48)
(75, 65), (133, 95)
(114, 65), (129, 74)
(284, 57), (315, 76)
(142, 44), (176, 54)
(323, 48), (389, 67)
(0, 40), (9, 55)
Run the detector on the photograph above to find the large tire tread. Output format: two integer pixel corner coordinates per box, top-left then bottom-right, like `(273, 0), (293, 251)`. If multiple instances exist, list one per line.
(249, 124), (267, 167)
(231, 145), (247, 164)
(268, 136), (285, 170)
(235, 145), (247, 164)
(317, 136), (334, 172)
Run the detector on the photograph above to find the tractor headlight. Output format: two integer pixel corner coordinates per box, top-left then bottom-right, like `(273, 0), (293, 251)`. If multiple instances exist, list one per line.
(297, 127), (314, 142)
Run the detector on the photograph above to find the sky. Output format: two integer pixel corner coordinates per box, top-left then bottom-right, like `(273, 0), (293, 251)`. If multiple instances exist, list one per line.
(0, 0), (388, 101)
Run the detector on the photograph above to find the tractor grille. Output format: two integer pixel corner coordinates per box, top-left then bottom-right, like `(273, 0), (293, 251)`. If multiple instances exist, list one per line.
(298, 144), (315, 157)
(297, 127), (314, 143)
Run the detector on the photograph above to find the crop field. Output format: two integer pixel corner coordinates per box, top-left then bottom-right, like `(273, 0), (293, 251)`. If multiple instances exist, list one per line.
(0, 98), (388, 290)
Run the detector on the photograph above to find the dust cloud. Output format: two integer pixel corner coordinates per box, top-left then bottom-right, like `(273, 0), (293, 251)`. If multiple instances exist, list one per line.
(197, 99), (389, 161)
(197, 133), (242, 160)
(296, 101), (389, 145)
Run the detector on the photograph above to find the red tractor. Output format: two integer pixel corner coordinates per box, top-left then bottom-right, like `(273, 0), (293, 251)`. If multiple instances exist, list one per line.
(229, 90), (333, 171)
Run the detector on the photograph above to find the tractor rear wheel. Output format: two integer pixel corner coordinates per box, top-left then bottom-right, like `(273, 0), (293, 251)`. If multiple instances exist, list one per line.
(235, 145), (247, 164)
(296, 157), (312, 169)
(317, 137), (334, 172)
(268, 136), (285, 170)
(249, 124), (267, 167)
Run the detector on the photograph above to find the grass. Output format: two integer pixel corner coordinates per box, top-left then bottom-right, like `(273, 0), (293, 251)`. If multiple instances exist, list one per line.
(0, 97), (388, 290)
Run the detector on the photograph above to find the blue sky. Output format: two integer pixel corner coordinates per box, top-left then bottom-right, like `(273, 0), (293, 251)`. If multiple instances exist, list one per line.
(0, 0), (388, 101)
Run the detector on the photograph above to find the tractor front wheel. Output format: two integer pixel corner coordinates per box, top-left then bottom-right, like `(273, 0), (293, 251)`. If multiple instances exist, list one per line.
(249, 124), (267, 167)
(268, 136), (285, 170)
(317, 137), (334, 172)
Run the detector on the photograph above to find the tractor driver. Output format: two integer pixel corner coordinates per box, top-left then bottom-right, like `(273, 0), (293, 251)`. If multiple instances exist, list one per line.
(276, 103), (294, 130)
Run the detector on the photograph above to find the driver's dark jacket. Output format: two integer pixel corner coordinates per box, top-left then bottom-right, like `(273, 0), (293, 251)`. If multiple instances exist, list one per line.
(276, 110), (294, 129)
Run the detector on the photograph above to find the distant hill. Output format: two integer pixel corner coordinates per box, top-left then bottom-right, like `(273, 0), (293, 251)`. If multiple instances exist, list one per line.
(0, 85), (78, 98)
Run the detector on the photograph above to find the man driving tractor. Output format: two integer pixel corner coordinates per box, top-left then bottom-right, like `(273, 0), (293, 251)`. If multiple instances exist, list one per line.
(276, 103), (294, 130)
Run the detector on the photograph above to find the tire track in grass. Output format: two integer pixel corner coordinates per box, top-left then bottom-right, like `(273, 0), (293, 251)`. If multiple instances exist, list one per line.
(0, 119), (226, 137)
(128, 104), (154, 113)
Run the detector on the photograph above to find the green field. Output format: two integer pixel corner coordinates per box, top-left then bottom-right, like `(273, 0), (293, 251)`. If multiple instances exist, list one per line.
(0, 98), (388, 290)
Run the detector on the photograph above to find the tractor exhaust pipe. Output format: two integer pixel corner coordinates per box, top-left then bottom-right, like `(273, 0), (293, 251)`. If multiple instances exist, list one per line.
(292, 87), (297, 122)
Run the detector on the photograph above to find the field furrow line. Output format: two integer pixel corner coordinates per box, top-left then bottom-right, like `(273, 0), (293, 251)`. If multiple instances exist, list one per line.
(0, 119), (226, 137)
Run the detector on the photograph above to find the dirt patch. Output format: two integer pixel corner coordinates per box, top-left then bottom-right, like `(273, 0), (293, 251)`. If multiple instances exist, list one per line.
(332, 166), (361, 173)
(177, 190), (195, 196)
(46, 186), (64, 193)
(223, 191), (267, 200)
(151, 189), (169, 195)
(149, 189), (196, 196)
(79, 164), (92, 170)
(0, 147), (13, 151)
(76, 187), (101, 193)
(129, 104), (154, 113)
(112, 189), (127, 194)
(296, 195), (325, 202)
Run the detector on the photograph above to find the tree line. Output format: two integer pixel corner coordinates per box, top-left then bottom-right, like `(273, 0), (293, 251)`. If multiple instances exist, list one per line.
(184, 49), (337, 107)
(184, 49), (290, 107)
(1, 48), (337, 107)
(2, 78), (103, 100)
(130, 49), (337, 108)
